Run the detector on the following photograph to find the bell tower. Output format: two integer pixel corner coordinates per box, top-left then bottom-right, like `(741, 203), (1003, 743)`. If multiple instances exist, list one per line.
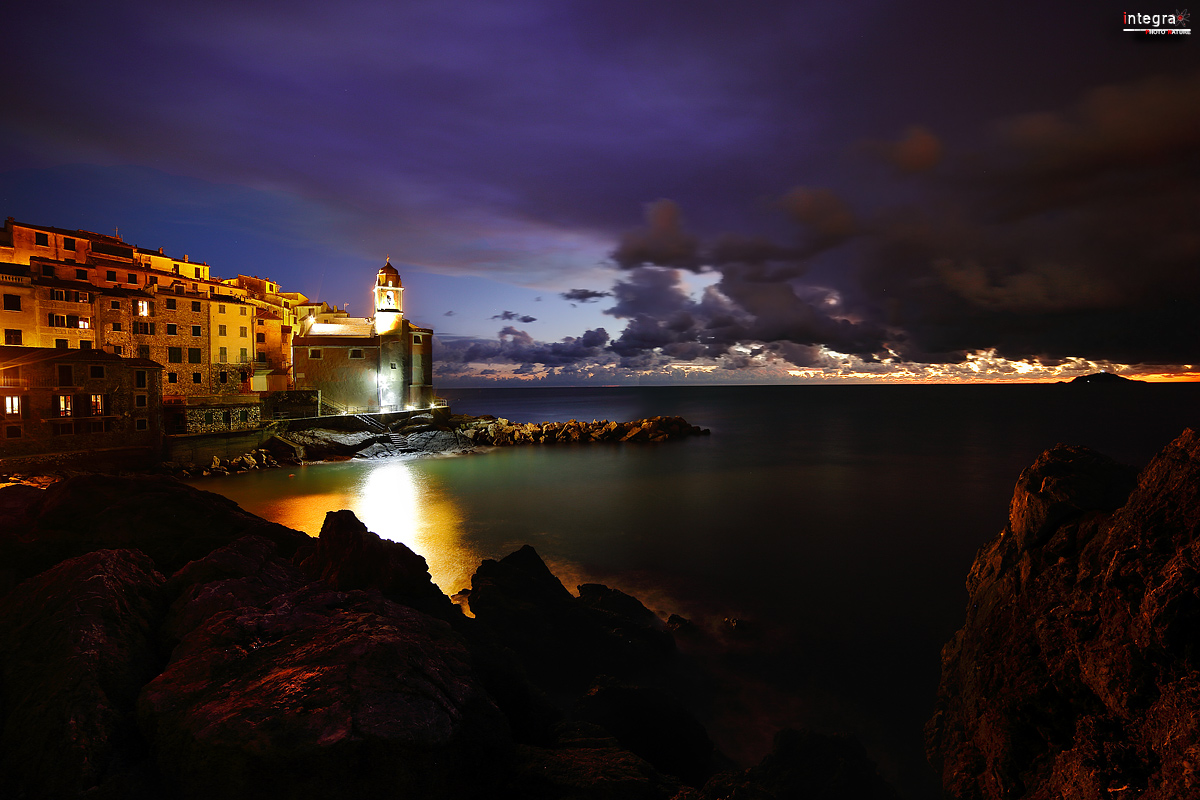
(373, 257), (404, 335)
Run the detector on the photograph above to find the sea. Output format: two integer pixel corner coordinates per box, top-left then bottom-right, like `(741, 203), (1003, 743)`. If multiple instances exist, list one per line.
(190, 383), (1200, 799)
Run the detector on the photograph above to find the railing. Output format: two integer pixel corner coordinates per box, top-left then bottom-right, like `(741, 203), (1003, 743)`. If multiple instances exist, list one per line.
(0, 273), (31, 286)
(0, 377), (29, 389)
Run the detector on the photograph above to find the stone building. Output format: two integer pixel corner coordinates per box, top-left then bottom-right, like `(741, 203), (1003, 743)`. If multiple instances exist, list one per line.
(0, 346), (163, 463)
(291, 260), (434, 413)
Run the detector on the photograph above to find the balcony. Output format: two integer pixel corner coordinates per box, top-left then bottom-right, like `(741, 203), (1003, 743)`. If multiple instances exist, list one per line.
(0, 377), (29, 389)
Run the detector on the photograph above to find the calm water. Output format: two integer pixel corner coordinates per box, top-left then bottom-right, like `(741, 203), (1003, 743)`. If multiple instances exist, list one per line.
(191, 383), (1200, 798)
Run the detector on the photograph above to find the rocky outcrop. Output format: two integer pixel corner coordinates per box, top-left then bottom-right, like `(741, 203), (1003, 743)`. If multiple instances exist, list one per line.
(0, 549), (167, 798)
(455, 414), (709, 446)
(139, 585), (512, 800)
(0, 474), (311, 595)
(0, 474), (899, 799)
(928, 429), (1200, 799)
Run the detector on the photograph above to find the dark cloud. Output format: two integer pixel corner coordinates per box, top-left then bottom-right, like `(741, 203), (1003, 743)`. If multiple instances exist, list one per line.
(866, 125), (943, 174)
(561, 288), (612, 303)
(492, 311), (537, 323)
(443, 310), (455, 316)
(611, 199), (702, 271)
(438, 326), (611, 369)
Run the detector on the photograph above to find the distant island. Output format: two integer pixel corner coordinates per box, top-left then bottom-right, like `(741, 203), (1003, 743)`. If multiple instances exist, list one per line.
(1066, 372), (1143, 385)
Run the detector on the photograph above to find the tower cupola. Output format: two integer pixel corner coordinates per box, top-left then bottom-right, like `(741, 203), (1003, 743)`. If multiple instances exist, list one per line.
(373, 257), (404, 334)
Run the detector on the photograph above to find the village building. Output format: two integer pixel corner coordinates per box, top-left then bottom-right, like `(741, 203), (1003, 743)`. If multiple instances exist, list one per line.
(0, 346), (163, 465)
(291, 259), (434, 413)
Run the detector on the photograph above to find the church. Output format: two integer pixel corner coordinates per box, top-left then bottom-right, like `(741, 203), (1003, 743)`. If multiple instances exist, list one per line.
(291, 259), (434, 413)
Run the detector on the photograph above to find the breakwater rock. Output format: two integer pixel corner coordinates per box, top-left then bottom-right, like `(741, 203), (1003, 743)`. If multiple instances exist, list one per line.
(454, 414), (710, 447)
(0, 475), (895, 799)
(928, 429), (1200, 799)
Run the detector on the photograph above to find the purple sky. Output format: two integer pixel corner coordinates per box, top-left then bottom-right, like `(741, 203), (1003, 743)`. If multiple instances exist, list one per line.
(2, 0), (1196, 384)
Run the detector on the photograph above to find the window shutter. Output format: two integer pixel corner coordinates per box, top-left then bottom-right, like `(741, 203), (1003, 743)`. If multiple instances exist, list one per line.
(149, 301), (155, 317)
(48, 313), (55, 326)
(67, 315), (78, 328)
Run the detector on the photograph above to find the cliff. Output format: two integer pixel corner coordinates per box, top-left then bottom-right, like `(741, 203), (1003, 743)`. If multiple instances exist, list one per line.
(928, 429), (1200, 799)
(0, 475), (894, 800)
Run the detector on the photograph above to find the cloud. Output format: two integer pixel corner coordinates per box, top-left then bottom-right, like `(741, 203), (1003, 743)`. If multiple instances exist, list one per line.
(561, 288), (612, 303)
(492, 310), (537, 323)
(438, 326), (612, 370)
(611, 199), (702, 271)
(443, 310), (455, 316)
(868, 125), (943, 173)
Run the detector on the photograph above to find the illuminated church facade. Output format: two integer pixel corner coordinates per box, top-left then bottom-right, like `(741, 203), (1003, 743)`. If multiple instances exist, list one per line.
(290, 260), (434, 413)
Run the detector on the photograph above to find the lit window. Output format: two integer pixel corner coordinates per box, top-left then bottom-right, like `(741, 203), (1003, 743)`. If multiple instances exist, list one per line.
(78, 318), (90, 329)
(57, 394), (72, 417)
(4, 396), (19, 416)
(137, 300), (149, 316)
(91, 394), (104, 415)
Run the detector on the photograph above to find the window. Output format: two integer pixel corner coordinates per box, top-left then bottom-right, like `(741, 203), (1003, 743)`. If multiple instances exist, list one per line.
(110, 300), (121, 310)
(167, 323), (177, 335)
(167, 372), (177, 383)
(219, 371), (228, 384)
(167, 347), (182, 363)
(113, 345), (123, 355)
(112, 322), (122, 332)
(218, 304), (226, 314)
(57, 394), (72, 416)
(137, 344), (150, 359)
(137, 300), (150, 316)
(41, 265), (54, 276)
(76, 268), (87, 279)
(256, 332), (265, 343)
(191, 284), (198, 292)
(89, 420), (104, 433)
(165, 298), (176, 310)
(413, 335), (422, 344)
(4, 396), (19, 416)
(188, 348), (201, 363)
(148, 276), (158, 286)
(135, 370), (147, 388)
(309, 349), (322, 359)
(127, 273), (137, 284)
(89, 365), (105, 379)
(194, 268), (201, 279)
(53, 289), (65, 301)
(55, 339), (68, 349)
(4, 330), (20, 345)
(239, 348), (248, 363)
(349, 349), (364, 359)
(192, 372), (202, 384)
(2, 295), (19, 311)
(390, 362), (397, 370)
(106, 271), (117, 282)
(90, 394), (104, 415)
(135, 418), (148, 431)
(204, 411), (214, 424)
(256, 352), (266, 363)
(79, 341), (92, 350)
(63, 237), (75, 251)
(218, 324), (227, 336)
(240, 306), (247, 316)
(218, 346), (227, 363)
(78, 318), (90, 329)
(191, 325), (201, 337)
(239, 409), (249, 422)
(191, 301), (201, 312)
(34, 232), (48, 246)
(134, 322), (154, 335)
(53, 422), (74, 436)
(135, 394), (147, 407)
(5, 426), (19, 439)
(239, 326), (247, 337)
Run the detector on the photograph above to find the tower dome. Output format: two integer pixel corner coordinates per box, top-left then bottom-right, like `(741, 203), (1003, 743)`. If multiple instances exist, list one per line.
(377, 257), (402, 288)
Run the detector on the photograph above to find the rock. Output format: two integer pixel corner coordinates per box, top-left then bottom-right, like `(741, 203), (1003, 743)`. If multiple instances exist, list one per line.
(0, 475), (312, 593)
(162, 535), (308, 646)
(574, 678), (717, 786)
(690, 728), (899, 800)
(467, 546), (675, 693)
(928, 429), (1200, 800)
(0, 549), (167, 798)
(296, 509), (456, 618)
(506, 722), (683, 800)
(138, 585), (512, 799)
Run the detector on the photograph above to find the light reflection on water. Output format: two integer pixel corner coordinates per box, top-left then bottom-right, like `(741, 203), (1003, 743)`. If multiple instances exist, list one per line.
(188, 457), (481, 595)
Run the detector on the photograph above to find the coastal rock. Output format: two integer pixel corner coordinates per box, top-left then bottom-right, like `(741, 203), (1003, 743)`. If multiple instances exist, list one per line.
(467, 546), (676, 693)
(296, 509), (456, 618)
(681, 728), (900, 800)
(138, 584), (512, 799)
(162, 534), (308, 645)
(574, 678), (717, 786)
(507, 722), (683, 800)
(0, 475), (310, 590)
(0, 549), (166, 798)
(928, 429), (1200, 799)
